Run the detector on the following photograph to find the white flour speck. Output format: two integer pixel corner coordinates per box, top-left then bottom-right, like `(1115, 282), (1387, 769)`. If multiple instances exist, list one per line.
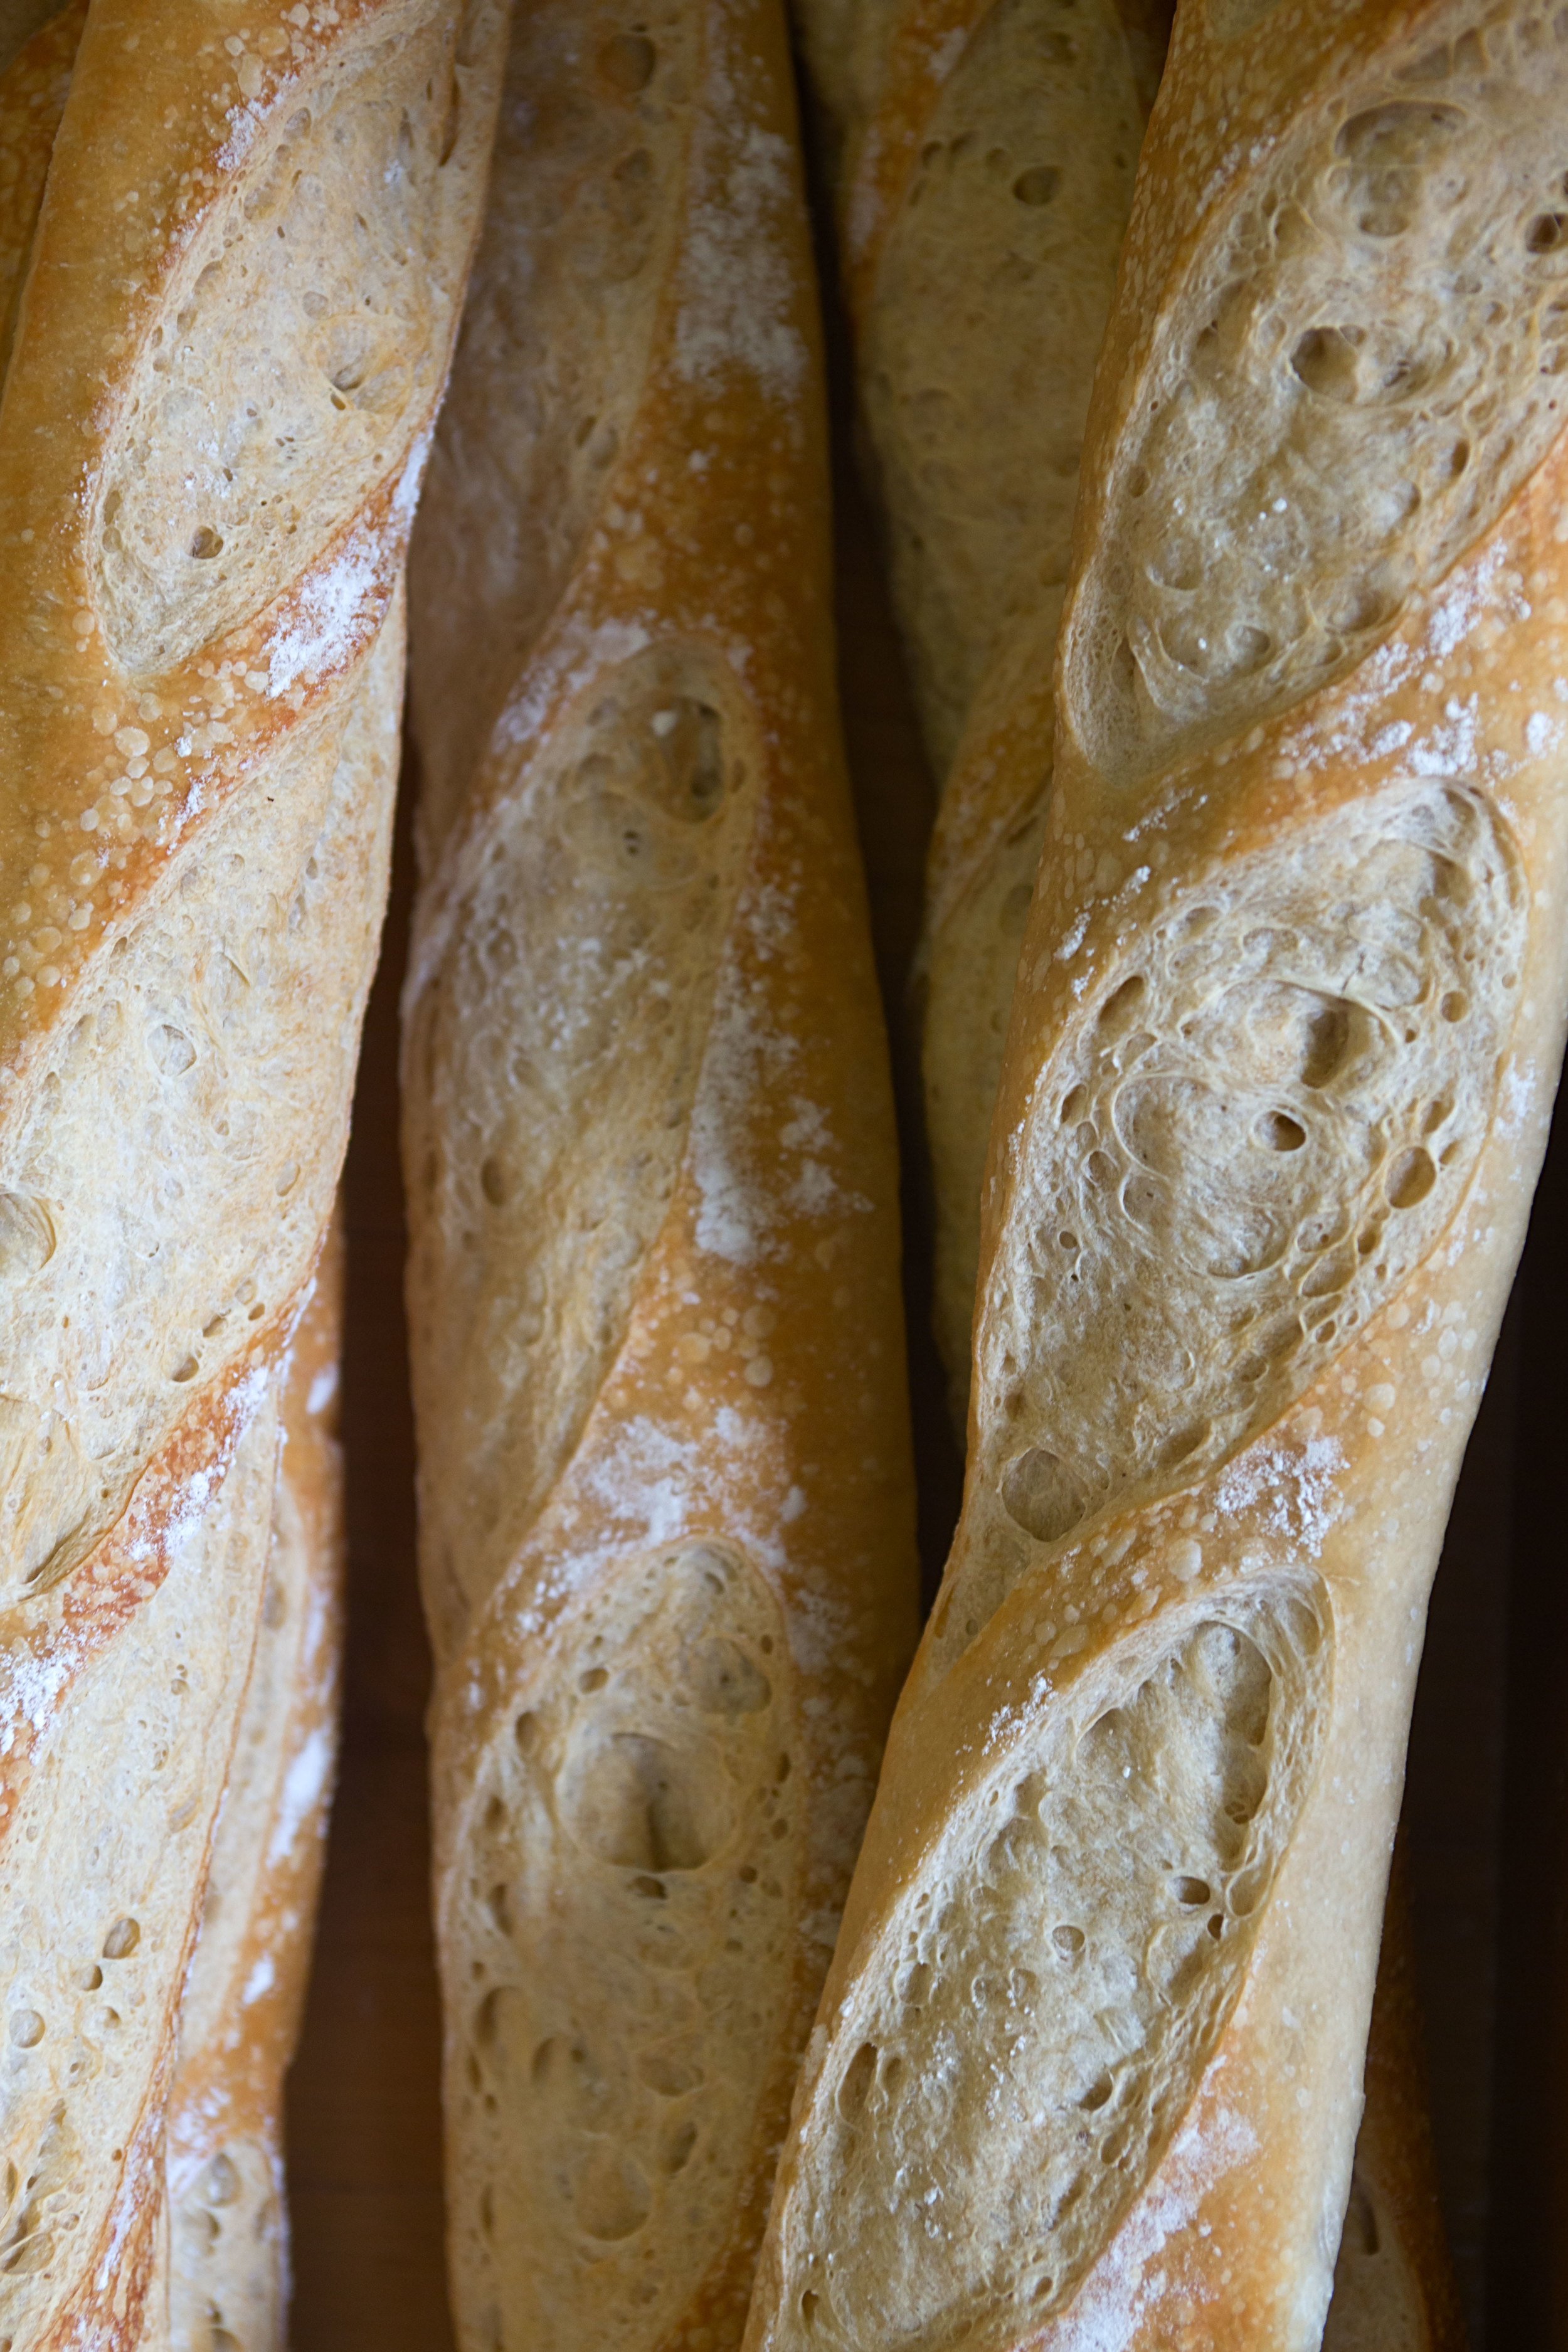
(1216, 1434), (1343, 1553)
(672, 38), (806, 400)
(268, 533), (382, 697)
(266, 1723), (334, 1867)
(241, 1953), (276, 2006)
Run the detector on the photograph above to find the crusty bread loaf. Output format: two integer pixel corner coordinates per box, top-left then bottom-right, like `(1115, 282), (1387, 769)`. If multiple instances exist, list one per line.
(401, 4), (919, 2347)
(792, 0), (1168, 1411)
(742, 3), (1568, 2345)
(795, 2), (1466, 2343)
(163, 1219), (345, 2352)
(0, 7), (504, 2343)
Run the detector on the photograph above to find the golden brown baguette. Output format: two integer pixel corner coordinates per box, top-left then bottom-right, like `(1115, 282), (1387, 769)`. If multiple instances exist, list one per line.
(163, 1219), (345, 2352)
(743, 3), (1568, 2344)
(401, 3), (919, 2346)
(797, 1), (1468, 2342)
(0, 7), (505, 2344)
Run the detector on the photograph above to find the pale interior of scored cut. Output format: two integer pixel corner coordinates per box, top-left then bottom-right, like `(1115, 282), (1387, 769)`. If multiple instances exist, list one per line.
(937, 778), (1523, 1657)
(1068, 8), (1568, 785)
(95, 9), (462, 677)
(405, 644), (758, 1640)
(771, 1587), (1327, 2352)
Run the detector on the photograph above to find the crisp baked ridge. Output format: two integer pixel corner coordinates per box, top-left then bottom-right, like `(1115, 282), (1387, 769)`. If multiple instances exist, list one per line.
(403, 4), (919, 2349)
(744, 3), (1567, 2347)
(162, 1221), (345, 2352)
(0, 8), (506, 2346)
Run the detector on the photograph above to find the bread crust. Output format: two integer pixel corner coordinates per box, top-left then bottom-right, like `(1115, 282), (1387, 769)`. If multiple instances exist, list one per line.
(792, 0), (1162, 1415)
(744, 3), (1568, 2345)
(0, 8), (505, 2344)
(403, 4), (918, 2347)
(795, 2), (1467, 2341)
(162, 1216), (346, 2352)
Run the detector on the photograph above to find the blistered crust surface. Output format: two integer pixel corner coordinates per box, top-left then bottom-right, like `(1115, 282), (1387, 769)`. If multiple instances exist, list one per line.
(0, 1395), (277, 2343)
(167, 1296), (344, 2352)
(739, 8), (1568, 2349)
(0, 623), (395, 1607)
(0, 4), (502, 2343)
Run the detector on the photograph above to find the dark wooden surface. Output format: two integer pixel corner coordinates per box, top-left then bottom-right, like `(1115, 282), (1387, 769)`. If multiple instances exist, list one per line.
(285, 771), (456, 2352)
(280, 168), (1568, 2352)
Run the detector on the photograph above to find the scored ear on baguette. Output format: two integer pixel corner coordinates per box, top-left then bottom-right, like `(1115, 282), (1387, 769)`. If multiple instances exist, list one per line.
(743, 3), (1568, 2346)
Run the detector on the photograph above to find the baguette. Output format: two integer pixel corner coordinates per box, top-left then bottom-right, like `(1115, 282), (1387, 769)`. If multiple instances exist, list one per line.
(401, 4), (919, 2347)
(794, 0), (1164, 1411)
(0, 8), (504, 2343)
(743, 3), (1568, 2344)
(798, 1), (1468, 2341)
(164, 1219), (344, 2352)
